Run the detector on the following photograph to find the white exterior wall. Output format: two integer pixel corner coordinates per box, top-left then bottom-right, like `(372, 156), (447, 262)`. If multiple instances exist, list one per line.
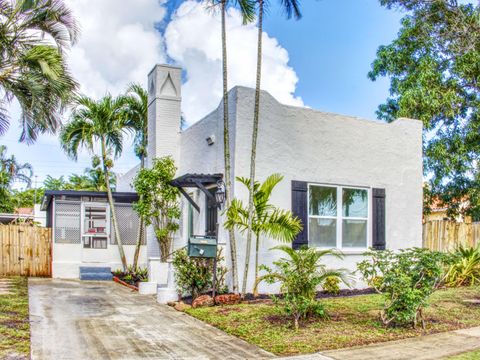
(230, 87), (423, 292)
(52, 243), (147, 279)
(176, 86), (423, 293)
(116, 164), (139, 192)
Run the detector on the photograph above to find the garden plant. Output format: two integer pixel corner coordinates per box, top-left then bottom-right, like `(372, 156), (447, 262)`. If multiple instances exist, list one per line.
(444, 245), (480, 288)
(173, 247), (228, 300)
(255, 245), (350, 330)
(357, 248), (447, 328)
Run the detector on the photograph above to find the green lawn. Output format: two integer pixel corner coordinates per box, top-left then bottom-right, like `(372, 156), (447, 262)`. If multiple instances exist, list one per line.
(0, 277), (30, 359)
(186, 287), (480, 356)
(448, 350), (480, 360)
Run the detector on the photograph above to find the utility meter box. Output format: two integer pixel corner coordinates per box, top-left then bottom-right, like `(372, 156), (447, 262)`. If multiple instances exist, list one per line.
(188, 236), (217, 258)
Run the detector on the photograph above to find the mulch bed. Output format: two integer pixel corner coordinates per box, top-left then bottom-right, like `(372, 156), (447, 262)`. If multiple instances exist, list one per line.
(182, 288), (376, 305)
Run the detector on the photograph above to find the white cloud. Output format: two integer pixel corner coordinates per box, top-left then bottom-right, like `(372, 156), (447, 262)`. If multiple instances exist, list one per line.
(164, 0), (303, 123)
(3, 0), (304, 183)
(66, 0), (167, 98)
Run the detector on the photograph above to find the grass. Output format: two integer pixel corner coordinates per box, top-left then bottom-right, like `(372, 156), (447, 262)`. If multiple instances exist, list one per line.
(0, 277), (30, 359)
(448, 350), (480, 360)
(186, 287), (480, 356)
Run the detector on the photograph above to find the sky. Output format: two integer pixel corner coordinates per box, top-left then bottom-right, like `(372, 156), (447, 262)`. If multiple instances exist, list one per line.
(2, 0), (404, 189)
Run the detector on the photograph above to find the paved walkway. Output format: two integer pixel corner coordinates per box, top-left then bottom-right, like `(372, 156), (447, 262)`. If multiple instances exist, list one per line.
(284, 327), (480, 360)
(29, 278), (273, 360)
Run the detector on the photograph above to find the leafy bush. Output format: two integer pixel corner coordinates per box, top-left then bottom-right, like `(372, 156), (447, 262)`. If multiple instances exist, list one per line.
(444, 245), (480, 287)
(322, 276), (341, 295)
(112, 265), (148, 285)
(256, 245), (350, 330)
(357, 248), (446, 328)
(172, 247), (228, 300)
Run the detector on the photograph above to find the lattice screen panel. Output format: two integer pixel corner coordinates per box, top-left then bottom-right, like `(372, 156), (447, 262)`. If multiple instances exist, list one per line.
(110, 204), (144, 245)
(54, 201), (81, 243)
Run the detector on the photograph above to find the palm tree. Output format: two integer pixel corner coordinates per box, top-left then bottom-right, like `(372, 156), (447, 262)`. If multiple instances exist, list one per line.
(208, 0), (255, 295)
(225, 173), (302, 296)
(60, 95), (129, 270)
(122, 83), (148, 270)
(0, 0), (79, 143)
(0, 145), (32, 187)
(244, 0), (302, 296)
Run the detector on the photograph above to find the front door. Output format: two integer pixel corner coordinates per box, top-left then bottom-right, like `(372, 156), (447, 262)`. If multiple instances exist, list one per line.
(205, 188), (217, 237)
(81, 202), (111, 263)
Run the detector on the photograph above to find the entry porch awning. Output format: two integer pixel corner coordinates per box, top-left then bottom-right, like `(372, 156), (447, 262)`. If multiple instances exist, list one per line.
(170, 173), (223, 212)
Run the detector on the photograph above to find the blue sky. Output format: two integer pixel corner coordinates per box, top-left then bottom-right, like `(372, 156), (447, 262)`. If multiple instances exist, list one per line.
(3, 0), (404, 189)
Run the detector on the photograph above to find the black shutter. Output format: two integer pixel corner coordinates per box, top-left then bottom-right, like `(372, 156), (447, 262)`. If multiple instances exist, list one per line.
(292, 181), (308, 250)
(372, 188), (386, 250)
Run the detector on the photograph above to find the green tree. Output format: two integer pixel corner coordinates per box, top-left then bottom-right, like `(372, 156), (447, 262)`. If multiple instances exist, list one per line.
(226, 173), (302, 296)
(369, 0), (480, 218)
(0, 145), (32, 212)
(0, 0), (78, 143)
(43, 175), (67, 190)
(0, 145), (32, 187)
(122, 83), (148, 270)
(60, 95), (129, 270)
(133, 156), (180, 262)
(244, 0), (301, 295)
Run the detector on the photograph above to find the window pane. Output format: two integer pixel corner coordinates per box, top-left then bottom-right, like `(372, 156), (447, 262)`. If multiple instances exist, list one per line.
(343, 189), (368, 218)
(84, 206), (107, 235)
(310, 186), (337, 216)
(342, 219), (367, 247)
(309, 218), (336, 247)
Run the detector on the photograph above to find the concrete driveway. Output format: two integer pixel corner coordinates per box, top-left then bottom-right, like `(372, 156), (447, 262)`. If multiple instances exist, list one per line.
(29, 278), (273, 360)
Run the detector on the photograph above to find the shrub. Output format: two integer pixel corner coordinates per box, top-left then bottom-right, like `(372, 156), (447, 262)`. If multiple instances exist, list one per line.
(322, 276), (341, 295)
(357, 248), (446, 328)
(172, 247), (228, 300)
(256, 245), (350, 330)
(444, 245), (480, 287)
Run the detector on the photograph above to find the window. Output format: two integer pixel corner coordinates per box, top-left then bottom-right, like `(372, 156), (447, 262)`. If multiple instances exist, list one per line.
(308, 185), (369, 249)
(81, 203), (109, 249)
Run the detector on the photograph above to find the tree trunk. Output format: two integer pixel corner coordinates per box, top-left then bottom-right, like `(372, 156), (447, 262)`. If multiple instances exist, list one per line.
(243, 0), (263, 296)
(221, 0), (239, 294)
(253, 232), (260, 297)
(101, 137), (127, 271)
(132, 154), (145, 270)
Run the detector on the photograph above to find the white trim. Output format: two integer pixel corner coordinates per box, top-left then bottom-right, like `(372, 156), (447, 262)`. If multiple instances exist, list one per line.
(307, 183), (371, 251)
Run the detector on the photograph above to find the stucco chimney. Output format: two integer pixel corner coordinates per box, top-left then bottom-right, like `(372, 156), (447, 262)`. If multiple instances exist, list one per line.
(147, 64), (182, 166)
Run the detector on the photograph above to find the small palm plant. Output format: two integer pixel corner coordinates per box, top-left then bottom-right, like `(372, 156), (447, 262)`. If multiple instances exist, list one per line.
(255, 245), (350, 330)
(224, 173), (302, 296)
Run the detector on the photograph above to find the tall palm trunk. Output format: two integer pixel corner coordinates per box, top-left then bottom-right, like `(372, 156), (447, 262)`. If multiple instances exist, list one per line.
(253, 232), (260, 296)
(132, 154), (145, 270)
(222, 0), (239, 294)
(243, 0), (264, 296)
(101, 136), (127, 270)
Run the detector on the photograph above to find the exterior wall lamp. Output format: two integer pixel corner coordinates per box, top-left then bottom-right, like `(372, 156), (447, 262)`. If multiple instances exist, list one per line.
(215, 180), (226, 209)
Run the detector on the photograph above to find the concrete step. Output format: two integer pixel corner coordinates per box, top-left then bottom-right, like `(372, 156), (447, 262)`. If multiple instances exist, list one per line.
(79, 272), (113, 281)
(79, 266), (111, 274)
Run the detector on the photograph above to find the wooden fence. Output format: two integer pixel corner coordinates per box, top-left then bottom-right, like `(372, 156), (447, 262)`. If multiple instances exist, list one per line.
(0, 225), (52, 277)
(423, 220), (480, 252)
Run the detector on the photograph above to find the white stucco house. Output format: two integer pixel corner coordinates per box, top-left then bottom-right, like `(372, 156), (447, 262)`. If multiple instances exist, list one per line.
(115, 64), (423, 298)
